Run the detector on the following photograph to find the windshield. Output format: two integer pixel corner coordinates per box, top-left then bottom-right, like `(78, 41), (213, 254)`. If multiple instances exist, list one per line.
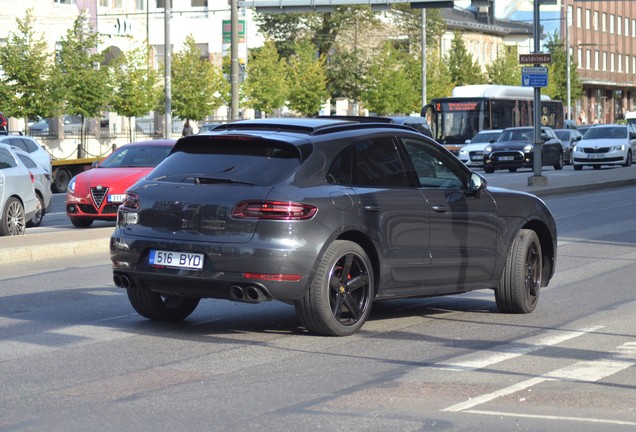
(583, 126), (626, 140)
(472, 132), (500, 143)
(100, 145), (172, 168)
(497, 128), (533, 142)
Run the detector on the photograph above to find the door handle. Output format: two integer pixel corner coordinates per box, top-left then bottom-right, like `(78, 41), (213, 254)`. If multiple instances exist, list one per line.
(364, 205), (380, 212)
(431, 205), (446, 212)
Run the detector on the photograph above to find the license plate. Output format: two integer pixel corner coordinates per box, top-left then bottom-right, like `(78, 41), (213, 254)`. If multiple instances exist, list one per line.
(499, 156), (515, 161)
(149, 250), (204, 270)
(470, 153), (483, 161)
(108, 194), (126, 203)
(587, 154), (604, 159)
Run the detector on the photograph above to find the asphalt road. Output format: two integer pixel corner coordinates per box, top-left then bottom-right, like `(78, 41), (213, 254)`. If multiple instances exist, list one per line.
(0, 186), (635, 431)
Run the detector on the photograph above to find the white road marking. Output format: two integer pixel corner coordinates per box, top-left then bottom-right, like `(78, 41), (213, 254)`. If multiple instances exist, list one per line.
(464, 410), (636, 427)
(435, 326), (603, 372)
(443, 342), (636, 413)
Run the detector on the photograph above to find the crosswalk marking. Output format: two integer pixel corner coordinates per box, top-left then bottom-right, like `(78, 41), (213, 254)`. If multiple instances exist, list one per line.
(443, 341), (636, 413)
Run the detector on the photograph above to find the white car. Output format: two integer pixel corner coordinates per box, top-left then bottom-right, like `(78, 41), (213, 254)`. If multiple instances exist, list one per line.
(0, 145), (37, 236)
(0, 134), (52, 174)
(12, 148), (53, 227)
(572, 124), (636, 170)
(458, 129), (503, 168)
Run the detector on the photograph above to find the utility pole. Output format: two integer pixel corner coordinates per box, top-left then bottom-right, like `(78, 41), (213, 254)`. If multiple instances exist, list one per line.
(230, 0), (240, 120)
(529, 0), (547, 186)
(164, 0), (172, 139)
(421, 9), (426, 108)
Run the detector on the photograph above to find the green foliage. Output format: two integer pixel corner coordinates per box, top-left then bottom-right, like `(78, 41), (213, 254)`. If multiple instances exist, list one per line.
(56, 14), (111, 120)
(544, 32), (582, 107)
(426, 47), (454, 102)
(110, 44), (161, 141)
(388, 5), (446, 51)
(170, 35), (229, 121)
(0, 9), (57, 128)
(486, 45), (521, 86)
(242, 40), (288, 116)
(361, 43), (419, 115)
(447, 32), (484, 87)
(286, 39), (329, 116)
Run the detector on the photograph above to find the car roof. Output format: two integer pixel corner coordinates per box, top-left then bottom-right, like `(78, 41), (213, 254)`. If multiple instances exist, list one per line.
(119, 139), (177, 147)
(211, 117), (420, 136)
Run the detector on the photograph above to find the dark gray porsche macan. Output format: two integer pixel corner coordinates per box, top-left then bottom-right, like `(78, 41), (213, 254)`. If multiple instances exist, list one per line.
(111, 118), (557, 336)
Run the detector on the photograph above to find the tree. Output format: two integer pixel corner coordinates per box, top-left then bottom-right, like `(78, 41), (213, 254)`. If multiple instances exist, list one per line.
(110, 45), (162, 141)
(0, 9), (57, 132)
(544, 31), (583, 118)
(426, 47), (454, 103)
(286, 40), (329, 116)
(171, 35), (229, 122)
(242, 40), (288, 117)
(447, 32), (484, 87)
(361, 43), (419, 115)
(56, 13), (111, 152)
(486, 45), (521, 86)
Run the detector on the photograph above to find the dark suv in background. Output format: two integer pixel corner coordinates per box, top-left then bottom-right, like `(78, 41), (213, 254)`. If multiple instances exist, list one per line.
(111, 118), (557, 336)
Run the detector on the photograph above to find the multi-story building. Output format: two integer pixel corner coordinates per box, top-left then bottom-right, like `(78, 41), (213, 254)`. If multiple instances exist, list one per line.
(564, 0), (636, 124)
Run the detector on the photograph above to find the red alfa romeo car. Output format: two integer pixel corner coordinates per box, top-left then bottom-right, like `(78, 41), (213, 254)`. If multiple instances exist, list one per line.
(66, 139), (176, 227)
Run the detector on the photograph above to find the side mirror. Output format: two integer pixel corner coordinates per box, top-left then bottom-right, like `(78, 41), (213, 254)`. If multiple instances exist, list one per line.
(469, 172), (487, 197)
(465, 139), (470, 144)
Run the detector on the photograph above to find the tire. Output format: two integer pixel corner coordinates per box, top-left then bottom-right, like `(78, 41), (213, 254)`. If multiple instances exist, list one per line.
(295, 240), (374, 336)
(508, 168), (517, 173)
(53, 169), (71, 193)
(553, 152), (564, 170)
(70, 217), (93, 228)
(624, 150), (632, 167)
(27, 193), (45, 228)
(484, 167), (495, 174)
(0, 197), (26, 236)
(573, 164), (583, 171)
(495, 229), (542, 314)
(127, 286), (200, 321)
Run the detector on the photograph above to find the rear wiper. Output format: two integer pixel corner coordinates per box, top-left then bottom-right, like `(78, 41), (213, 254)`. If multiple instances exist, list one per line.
(194, 177), (254, 186)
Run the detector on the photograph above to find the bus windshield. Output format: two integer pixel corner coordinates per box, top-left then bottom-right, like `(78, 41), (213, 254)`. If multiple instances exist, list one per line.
(423, 85), (564, 152)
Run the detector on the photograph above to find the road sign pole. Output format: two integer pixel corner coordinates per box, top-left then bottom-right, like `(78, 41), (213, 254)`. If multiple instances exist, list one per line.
(530, 0), (547, 186)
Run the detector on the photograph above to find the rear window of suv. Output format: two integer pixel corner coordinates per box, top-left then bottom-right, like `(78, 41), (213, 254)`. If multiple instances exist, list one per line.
(150, 138), (301, 187)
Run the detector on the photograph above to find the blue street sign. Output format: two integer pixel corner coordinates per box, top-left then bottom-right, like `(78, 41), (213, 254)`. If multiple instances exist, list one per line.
(521, 66), (548, 88)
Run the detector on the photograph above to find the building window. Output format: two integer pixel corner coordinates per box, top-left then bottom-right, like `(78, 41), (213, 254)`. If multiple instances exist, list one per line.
(633, 19), (636, 38)
(578, 48), (582, 68)
(593, 11), (599, 31)
(603, 52), (607, 71)
(585, 9), (591, 30)
(54, 0), (76, 3)
(627, 55), (630, 74)
(568, 5), (573, 26)
(611, 53), (615, 72)
(603, 13), (607, 32)
(618, 16), (622, 35)
(191, 0), (207, 6)
(586, 49), (591, 69)
(577, 7), (582, 27)
(595, 51), (599, 71)
(626, 18), (630, 37)
(136, 0), (145, 10)
(619, 54), (623, 72)
(610, 14), (614, 34)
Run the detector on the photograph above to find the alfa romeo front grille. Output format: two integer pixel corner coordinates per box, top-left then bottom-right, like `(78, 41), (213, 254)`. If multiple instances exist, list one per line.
(91, 187), (109, 209)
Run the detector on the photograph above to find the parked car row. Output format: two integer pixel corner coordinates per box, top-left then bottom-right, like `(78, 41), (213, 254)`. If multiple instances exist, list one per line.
(0, 143), (52, 236)
(459, 122), (634, 172)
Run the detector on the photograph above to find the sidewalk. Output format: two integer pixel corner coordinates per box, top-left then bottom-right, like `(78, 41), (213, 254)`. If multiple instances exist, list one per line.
(1, 166), (635, 265)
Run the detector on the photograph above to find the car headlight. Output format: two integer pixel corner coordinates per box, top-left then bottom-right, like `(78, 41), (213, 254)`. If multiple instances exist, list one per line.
(610, 145), (626, 151)
(523, 144), (534, 153)
(459, 148), (469, 155)
(68, 177), (76, 193)
(484, 145), (493, 154)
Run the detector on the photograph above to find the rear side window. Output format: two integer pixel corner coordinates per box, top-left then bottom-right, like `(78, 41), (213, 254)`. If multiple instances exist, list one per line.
(0, 148), (17, 170)
(8, 138), (28, 152)
(150, 139), (301, 187)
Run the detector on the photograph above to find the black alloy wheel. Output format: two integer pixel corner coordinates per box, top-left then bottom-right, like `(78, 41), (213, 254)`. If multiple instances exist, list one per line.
(495, 229), (542, 314)
(296, 240), (374, 336)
